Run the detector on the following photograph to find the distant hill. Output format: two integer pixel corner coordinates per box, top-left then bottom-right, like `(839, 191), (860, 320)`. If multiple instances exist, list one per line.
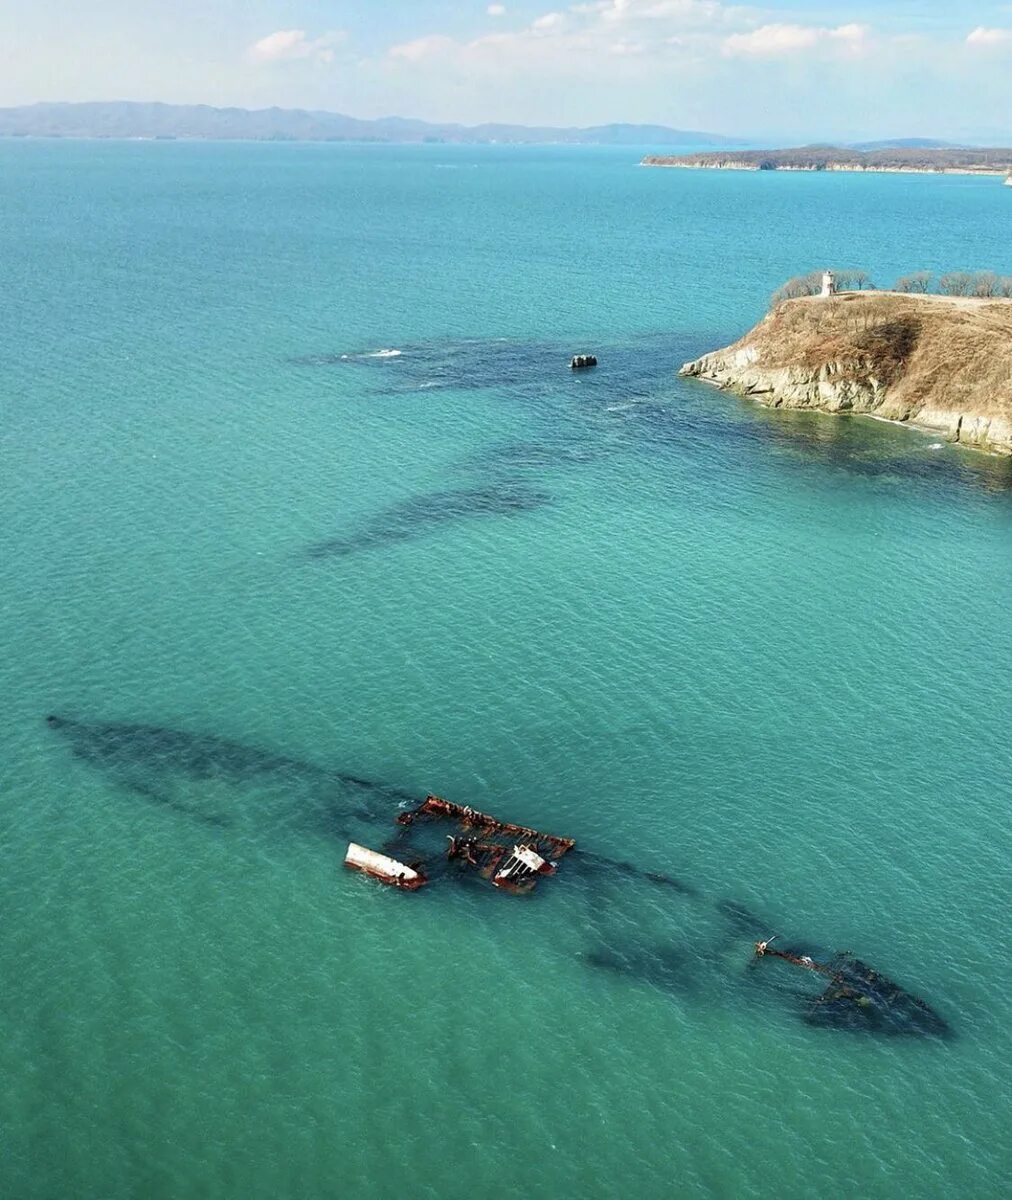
(847, 138), (964, 151)
(0, 102), (738, 146)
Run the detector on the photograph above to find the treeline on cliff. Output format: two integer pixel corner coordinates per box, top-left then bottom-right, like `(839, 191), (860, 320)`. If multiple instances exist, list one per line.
(645, 146), (1012, 171)
(771, 269), (1012, 307)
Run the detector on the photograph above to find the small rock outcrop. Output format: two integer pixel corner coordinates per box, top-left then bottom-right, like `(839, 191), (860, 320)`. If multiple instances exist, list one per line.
(679, 292), (1012, 455)
(570, 354), (598, 369)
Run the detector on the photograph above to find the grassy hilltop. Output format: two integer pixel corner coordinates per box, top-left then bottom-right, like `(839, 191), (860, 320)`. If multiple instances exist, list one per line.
(680, 291), (1012, 454)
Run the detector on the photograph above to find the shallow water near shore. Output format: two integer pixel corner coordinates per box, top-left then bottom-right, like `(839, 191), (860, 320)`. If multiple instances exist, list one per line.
(1, 141), (1011, 1199)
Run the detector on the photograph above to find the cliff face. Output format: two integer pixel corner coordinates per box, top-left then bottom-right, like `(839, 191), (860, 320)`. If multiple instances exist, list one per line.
(680, 292), (1012, 455)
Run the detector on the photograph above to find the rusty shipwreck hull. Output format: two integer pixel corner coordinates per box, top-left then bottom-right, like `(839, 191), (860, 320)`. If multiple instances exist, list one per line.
(344, 842), (427, 890)
(362, 791), (953, 1037)
(44, 713), (952, 1038)
(393, 795), (576, 895)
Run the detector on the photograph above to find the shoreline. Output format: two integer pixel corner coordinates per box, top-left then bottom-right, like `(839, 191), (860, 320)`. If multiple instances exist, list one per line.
(692, 371), (970, 449)
(678, 292), (1012, 458)
(643, 160), (1008, 178)
(695, 371), (1010, 456)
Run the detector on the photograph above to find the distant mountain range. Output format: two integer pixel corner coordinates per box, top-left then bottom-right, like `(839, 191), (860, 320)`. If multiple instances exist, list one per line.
(0, 102), (739, 146)
(847, 138), (963, 150)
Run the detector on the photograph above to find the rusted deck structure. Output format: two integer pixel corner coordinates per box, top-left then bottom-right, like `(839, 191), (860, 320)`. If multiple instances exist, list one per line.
(395, 795), (576, 894)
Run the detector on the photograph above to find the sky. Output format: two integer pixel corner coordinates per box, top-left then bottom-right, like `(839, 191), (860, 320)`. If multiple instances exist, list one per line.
(2, 1), (1012, 141)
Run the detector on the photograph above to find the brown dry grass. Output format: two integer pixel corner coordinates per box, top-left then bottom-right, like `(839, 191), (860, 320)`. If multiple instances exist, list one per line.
(748, 292), (1012, 418)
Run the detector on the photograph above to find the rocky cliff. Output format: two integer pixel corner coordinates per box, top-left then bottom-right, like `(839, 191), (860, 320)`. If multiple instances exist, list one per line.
(680, 292), (1012, 455)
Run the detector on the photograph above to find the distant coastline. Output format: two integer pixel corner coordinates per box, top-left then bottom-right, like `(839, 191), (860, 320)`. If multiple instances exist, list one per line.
(0, 101), (738, 147)
(644, 146), (1012, 177)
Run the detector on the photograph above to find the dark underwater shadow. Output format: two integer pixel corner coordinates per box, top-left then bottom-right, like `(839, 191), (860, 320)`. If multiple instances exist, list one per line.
(760, 407), (1012, 493)
(294, 329), (1011, 500)
(583, 942), (700, 1000)
(293, 326), (1012, 570)
(300, 481), (553, 560)
(289, 331), (706, 403)
(45, 713), (955, 1040)
(675, 377), (1012, 498)
(290, 337), (583, 396)
(44, 714), (416, 839)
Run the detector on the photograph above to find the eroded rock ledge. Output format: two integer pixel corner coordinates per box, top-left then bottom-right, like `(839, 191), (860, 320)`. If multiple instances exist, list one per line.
(679, 292), (1012, 455)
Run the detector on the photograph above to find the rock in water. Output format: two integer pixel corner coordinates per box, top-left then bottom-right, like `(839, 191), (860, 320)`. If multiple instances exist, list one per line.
(570, 354), (598, 369)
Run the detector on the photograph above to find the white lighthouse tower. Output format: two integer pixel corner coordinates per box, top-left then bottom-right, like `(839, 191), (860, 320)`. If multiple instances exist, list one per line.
(821, 269), (836, 297)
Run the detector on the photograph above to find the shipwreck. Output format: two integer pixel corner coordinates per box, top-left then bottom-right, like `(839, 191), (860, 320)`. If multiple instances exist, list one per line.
(344, 842), (427, 890)
(343, 795), (950, 1037)
(752, 939), (951, 1037)
(347, 795), (575, 895)
(44, 713), (952, 1039)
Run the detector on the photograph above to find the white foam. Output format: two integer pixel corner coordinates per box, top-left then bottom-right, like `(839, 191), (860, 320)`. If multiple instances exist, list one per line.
(366, 348), (403, 358)
(928, 443), (944, 450)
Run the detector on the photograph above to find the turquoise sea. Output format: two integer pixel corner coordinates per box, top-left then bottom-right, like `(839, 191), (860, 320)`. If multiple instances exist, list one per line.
(1, 141), (1011, 1199)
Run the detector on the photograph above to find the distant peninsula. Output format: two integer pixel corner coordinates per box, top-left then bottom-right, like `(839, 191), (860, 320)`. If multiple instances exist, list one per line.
(644, 145), (1012, 176)
(0, 102), (737, 147)
(680, 291), (1012, 455)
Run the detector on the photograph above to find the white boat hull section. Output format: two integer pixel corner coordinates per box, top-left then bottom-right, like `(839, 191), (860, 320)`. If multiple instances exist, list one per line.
(344, 842), (425, 889)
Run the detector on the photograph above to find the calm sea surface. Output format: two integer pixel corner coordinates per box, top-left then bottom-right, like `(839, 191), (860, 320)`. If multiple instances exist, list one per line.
(1, 141), (1011, 1199)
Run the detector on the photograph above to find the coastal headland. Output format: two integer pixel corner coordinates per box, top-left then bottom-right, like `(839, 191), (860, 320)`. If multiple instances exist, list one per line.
(680, 291), (1012, 455)
(643, 146), (1012, 176)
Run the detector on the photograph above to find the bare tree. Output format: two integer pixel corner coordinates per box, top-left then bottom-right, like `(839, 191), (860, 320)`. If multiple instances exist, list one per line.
(999, 276), (1012, 298)
(834, 269), (876, 291)
(895, 271), (932, 293)
(939, 271), (975, 296)
(770, 270), (824, 307)
(972, 271), (1002, 297)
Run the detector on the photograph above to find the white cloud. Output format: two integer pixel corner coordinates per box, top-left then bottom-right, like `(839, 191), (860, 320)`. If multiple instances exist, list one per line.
(723, 22), (870, 58)
(487, 4), (507, 14)
(388, 0), (737, 67)
(381, 3), (883, 124)
(610, 39), (646, 55)
(249, 29), (347, 65)
(587, 0), (741, 27)
(337, 0), (1012, 145)
(966, 27), (1012, 47)
(388, 34), (457, 62)
(723, 23), (817, 56)
(832, 24), (870, 47)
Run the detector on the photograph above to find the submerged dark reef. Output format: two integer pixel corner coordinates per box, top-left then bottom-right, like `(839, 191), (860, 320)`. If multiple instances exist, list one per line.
(297, 333), (1012, 528)
(291, 337), (598, 397)
(47, 713), (953, 1040)
(301, 482), (552, 560)
(298, 332), (959, 564)
(295, 336), (674, 562)
(44, 714), (414, 835)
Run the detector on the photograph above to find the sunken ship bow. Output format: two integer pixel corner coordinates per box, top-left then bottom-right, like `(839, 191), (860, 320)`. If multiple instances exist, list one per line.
(753, 941), (952, 1038)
